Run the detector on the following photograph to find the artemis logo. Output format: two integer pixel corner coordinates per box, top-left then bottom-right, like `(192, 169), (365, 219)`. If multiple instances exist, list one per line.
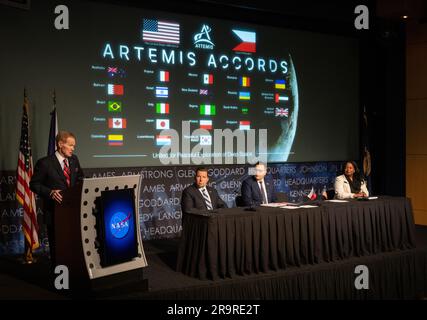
(194, 25), (214, 49)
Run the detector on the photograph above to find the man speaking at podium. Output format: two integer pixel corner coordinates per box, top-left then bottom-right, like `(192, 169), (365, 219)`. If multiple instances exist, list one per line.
(30, 131), (84, 263)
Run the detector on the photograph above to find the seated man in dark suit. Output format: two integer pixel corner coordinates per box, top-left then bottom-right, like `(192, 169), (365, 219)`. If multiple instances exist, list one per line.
(181, 167), (227, 215)
(241, 162), (277, 206)
(30, 131), (84, 264)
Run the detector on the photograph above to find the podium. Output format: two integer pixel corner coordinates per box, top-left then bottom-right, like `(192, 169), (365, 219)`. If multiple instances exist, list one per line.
(54, 175), (148, 292)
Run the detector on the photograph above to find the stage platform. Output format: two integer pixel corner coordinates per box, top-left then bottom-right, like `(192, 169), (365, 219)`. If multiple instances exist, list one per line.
(1, 226), (427, 300)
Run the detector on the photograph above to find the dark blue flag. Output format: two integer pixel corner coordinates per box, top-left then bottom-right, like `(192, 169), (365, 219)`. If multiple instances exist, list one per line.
(47, 91), (58, 156)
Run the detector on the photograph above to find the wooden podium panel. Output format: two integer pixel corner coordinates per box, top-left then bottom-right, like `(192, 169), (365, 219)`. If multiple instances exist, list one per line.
(54, 175), (147, 292)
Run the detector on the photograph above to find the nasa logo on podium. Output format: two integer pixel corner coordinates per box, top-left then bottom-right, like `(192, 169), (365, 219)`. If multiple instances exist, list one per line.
(110, 211), (131, 239)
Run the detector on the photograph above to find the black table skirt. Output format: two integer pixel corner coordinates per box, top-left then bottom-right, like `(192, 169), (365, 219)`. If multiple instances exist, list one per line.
(176, 197), (416, 280)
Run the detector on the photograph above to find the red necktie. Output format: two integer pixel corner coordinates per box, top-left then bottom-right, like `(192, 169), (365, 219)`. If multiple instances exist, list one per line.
(63, 159), (71, 187)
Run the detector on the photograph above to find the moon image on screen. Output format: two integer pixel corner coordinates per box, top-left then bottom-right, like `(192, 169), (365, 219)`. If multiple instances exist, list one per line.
(268, 54), (299, 162)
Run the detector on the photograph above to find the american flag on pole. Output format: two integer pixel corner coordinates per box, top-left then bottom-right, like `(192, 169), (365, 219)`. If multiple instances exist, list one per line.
(142, 19), (180, 45)
(16, 93), (39, 254)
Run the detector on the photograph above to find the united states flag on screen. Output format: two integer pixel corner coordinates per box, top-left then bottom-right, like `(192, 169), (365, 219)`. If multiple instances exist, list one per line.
(142, 19), (180, 45)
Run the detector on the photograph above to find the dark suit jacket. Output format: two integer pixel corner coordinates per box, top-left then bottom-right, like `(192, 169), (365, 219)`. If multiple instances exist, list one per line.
(30, 154), (84, 225)
(181, 184), (227, 214)
(241, 176), (277, 207)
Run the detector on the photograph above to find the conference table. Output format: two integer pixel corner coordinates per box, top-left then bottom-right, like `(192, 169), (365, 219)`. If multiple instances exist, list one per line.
(176, 197), (416, 280)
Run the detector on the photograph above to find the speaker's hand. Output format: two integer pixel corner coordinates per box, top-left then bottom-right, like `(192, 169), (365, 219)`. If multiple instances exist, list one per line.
(50, 189), (63, 203)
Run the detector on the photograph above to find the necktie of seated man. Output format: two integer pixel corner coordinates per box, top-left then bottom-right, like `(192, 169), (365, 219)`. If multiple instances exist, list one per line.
(202, 188), (213, 210)
(259, 181), (268, 204)
(63, 159), (71, 187)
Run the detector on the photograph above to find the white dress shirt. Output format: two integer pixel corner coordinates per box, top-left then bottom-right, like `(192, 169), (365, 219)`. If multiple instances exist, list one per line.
(198, 187), (212, 204)
(55, 151), (68, 171)
(258, 179), (269, 204)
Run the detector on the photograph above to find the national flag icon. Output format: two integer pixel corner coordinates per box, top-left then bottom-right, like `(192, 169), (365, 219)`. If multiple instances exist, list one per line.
(199, 89), (208, 95)
(156, 119), (170, 130)
(275, 79), (286, 89)
(156, 103), (169, 114)
(240, 76), (250, 87)
(108, 118), (127, 129)
(242, 107), (249, 114)
(107, 84), (124, 95)
(275, 107), (289, 117)
(275, 94), (289, 103)
(156, 86), (168, 98)
(156, 135), (172, 146)
(108, 134), (123, 146)
(203, 74), (213, 85)
(200, 135), (212, 146)
(239, 91), (250, 100)
(108, 67), (126, 78)
(232, 29), (256, 53)
(107, 67), (118, 77)
(200, 104), (216, 115)
(108, 101), (122, 112)
(142, 19), (180, 45)
(160, 71), (170, 82)
(239, 120), (251, 130)
(307, 186), (317, 200)
(200, 120), (212, 130)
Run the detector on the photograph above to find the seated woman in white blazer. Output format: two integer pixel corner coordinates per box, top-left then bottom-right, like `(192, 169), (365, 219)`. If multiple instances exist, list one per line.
(334, 161), (369, 199)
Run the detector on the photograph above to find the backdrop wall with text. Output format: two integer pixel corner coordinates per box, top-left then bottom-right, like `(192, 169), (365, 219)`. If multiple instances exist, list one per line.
(0, 161), (341, 255)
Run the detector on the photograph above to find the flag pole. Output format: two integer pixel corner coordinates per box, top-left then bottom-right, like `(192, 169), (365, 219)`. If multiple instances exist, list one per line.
(362, 105), (372, 194)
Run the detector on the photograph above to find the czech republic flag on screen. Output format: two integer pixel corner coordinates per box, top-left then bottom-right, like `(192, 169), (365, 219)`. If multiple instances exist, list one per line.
(232, 30), (256, 53)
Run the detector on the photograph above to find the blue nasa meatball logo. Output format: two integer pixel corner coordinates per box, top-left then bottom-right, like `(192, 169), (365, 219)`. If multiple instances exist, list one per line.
(109, 211), (131, 239)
